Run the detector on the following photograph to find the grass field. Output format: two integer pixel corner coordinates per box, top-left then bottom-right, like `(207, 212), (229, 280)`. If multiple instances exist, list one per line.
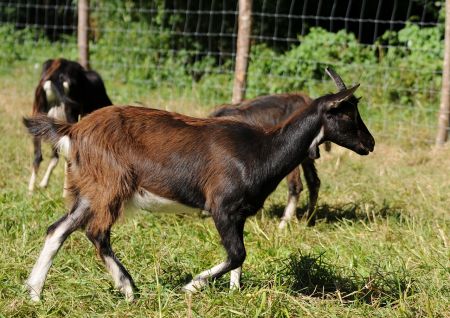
(0, 65), (449, 317)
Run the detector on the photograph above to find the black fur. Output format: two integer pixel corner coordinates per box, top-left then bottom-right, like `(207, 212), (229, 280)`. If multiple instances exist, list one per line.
(27, 58), (112, 194)
(210, 70), (374, 226)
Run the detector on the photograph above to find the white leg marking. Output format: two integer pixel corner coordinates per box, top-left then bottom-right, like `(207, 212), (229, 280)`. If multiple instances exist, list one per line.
(28, 169), (37, 193)
(47, 104), (67, 122)
(62, 81), (69, 93)
(182, 262), (228, 293)
(279, 195), (299, 229)
(56, 136), (71, 158)
(43, 81), (55, 103)
(200, 210), (211, 217)
(27, 230), (65, 301)
(230, 266), (242, 290)
(104, 256), (134, 301)
(26, 199), (88, 301)
(39, 157), (58, 188)
(62, 161), (68, 198)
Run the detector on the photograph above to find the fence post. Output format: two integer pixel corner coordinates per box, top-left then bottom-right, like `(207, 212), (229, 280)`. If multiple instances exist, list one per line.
(232, 0), (253, 104)
(436, 0), (450, 146)
(77, 0), (90, 69)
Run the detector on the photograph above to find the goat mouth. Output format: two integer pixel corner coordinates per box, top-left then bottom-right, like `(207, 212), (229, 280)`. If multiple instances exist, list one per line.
(358, 143), (373, 155)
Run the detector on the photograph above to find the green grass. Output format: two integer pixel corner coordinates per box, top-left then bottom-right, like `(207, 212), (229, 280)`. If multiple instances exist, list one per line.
(0, 64), (449, 317)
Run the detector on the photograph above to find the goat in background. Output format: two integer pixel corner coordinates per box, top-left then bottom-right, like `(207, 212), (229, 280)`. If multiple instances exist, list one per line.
(23, 68), (374, 301)
(28, 58), (112, 196)
(209, 68), (352, 228)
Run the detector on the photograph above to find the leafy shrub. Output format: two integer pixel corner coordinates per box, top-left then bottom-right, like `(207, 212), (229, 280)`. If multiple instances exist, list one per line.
(0, 17), (444, 113)
(247, 43), (283, 95)
(0, 25), (37, 66)
(376, 23), (443, 105)
(0, 24), (77, 70)
(274, 28), (376, 92)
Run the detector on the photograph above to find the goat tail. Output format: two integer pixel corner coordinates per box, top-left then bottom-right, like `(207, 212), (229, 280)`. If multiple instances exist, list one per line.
(23, 114), (72, 155)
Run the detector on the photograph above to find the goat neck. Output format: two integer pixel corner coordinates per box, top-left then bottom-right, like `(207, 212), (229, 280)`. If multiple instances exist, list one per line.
(260, 103), (323, 188)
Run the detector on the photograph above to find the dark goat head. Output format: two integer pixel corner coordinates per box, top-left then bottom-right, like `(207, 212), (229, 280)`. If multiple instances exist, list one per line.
(318, 67), (375, 156)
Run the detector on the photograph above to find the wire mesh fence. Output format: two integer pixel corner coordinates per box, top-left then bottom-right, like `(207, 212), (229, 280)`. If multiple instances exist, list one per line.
(0, 0), (446, 145)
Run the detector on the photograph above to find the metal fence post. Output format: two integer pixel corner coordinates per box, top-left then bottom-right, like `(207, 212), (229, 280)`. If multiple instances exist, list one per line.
(436, 0), (450, 146)
(78, 0), (90, 69)
(232, 0), (253, 104)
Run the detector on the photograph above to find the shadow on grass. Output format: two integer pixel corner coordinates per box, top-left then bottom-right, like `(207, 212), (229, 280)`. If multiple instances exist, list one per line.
(155, 251), (414, 309)
(264, 201), (403, 224)
(281, 251), (415, 306)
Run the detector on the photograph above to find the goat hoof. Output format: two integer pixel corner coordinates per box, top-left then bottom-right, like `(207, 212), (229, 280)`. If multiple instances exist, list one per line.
(26, 283), (41, 302)
(182, 279), (206, 293)
(278, 220), (288, 229)
(29, 293), (41, 302)
(200, 210), (211, 218)
(124, 292), (134, 302)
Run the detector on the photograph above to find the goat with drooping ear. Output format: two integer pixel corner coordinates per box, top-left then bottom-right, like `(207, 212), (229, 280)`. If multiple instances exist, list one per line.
(209, 67), (371, 227)
(27, 58), (112, 197)
(23, 69), (374, 301)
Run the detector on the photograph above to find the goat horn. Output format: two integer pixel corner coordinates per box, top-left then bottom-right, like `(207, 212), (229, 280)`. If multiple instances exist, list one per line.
(325, 67), (347, 91)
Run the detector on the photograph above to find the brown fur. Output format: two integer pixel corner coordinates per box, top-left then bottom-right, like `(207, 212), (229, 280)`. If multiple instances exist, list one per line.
(64, 107), (260, 234)
(24, 82), (375, 299)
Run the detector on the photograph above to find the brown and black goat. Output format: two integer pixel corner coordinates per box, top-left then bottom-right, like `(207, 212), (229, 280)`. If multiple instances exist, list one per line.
(28, 58), (112, 196)
(209, 68), (355, 227)
(23, 70), (374, 301)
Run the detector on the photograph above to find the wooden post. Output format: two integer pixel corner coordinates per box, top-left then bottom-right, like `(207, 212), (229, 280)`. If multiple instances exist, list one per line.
(77, 0), (90, 69)
(436, 0), (450, 146)
(232, 0), (252, 104)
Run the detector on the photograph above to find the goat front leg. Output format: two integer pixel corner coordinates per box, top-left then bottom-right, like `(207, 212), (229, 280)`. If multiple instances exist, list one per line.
(39, 147), (59, 188)
(28, 137), (43, 193)
(183, 213), (246, 292)
(230, 266), (242, 290)
(279, 167), (302, 229)
(302, 158), (320, 226)
(26, 198), (89, 301)
(86, 228), (137, 301)
(62, 161), (69, 198)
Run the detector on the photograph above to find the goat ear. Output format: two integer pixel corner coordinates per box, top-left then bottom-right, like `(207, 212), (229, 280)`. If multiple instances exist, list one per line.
(322, 84), (360, 110)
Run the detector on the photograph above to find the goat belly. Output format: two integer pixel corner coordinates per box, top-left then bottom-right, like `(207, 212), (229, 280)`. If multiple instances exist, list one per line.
(129, 189), (200, 214)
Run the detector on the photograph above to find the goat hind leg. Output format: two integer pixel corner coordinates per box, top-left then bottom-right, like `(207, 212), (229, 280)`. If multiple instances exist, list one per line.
(26, 198), (89, 301)
(28, 137), (43, 193)
(86, 228), (136, 301)
(279, 167), (302, 229)
(39, 147), (59, 188)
